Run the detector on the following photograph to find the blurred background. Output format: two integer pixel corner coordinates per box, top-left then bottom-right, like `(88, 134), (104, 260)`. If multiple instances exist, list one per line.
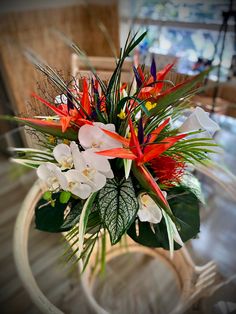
(0, 0), (236, 313)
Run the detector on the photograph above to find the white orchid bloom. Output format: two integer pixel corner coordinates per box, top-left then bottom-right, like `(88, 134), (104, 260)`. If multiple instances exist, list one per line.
(78, 122), (122, 157)
(64, 169), (91, 199)
(54, 94), (67, 104)
(37, 162), (67, 191)
(179, 107), (220, 138)
(82, 149), (114, 178)
(71, 142), (109, 192)
(53, 143), (74, 170)
(137, 192), (166, 224)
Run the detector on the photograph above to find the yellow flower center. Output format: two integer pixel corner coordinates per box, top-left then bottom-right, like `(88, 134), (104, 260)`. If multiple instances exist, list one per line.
(145, 101), (157, 111)
(63, 139), (70, 145)
(60, 156), (73, 169)
(117, 110), (127, 120)
(48, 135), (56, 145)
(82, 168), (96, 180)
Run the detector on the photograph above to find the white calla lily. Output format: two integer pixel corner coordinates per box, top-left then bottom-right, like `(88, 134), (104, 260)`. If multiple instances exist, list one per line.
(53, 143), (73, 170)
(137, 192), (166, 224)
(179, 107), (220, 138)
(78, 122), (122, 157)
(64, 169), (91, 199)
(37, 162), (67, 191)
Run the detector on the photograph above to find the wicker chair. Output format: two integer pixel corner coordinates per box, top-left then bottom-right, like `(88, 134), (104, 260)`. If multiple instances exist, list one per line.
(13, 180), (218, 314)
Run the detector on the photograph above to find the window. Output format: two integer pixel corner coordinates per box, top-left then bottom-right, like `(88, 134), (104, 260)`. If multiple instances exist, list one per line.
(120, 0), (235, 80)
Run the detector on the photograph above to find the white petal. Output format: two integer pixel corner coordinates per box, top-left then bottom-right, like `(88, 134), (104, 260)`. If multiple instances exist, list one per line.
(78, 124), (102, 149)
(138, 193), (163, 224)
(101, 136), (122, 151)
(195, 107), (220, 135)
(37, 163), (51, 180)
(45, 162), (59, 172)
(90, 172), (106, 192)
(138, 206), (162, 224)
(94, 122), (115, 132)
(37, 162), (66, 191)
(138, 208), (152, 222)
(56, 171), (68, 190)
(71, 143), (86, 171)
(65, 169), (80, 182)
(82, 149), (111, 173)
(55, 94), (67, 104)
(71, 183), (91, 199)
(65, 170), (91, 199)
(179, 107), (220, 136)
(53, 144), (71, 163)
(78, 123), (122, 153)
(103, 169), (114, 179)
(37, 162), (61, 180)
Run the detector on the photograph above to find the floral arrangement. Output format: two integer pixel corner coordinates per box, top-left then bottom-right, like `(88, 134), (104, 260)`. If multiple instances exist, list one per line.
(8, 32), (219, 269)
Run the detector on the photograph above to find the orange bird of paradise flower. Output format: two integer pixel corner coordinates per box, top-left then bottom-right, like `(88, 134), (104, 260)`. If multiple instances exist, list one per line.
(25, 78), (93, 133)
(96, 117), (186, 207)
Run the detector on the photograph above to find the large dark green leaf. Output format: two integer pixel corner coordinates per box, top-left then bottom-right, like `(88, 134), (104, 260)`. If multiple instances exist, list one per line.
(60, 201), (83, 231)
(96, 178), (139, 245)
(127, 186), (200, 250)
(180, 173), (205, 204)
(35, 193), (83, 232)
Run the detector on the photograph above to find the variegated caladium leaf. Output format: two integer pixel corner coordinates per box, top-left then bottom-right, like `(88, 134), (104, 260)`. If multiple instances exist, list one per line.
(96, 177), (139, 245)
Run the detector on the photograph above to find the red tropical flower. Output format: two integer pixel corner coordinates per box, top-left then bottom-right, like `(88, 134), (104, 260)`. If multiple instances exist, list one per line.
(150, 155), (186, 186)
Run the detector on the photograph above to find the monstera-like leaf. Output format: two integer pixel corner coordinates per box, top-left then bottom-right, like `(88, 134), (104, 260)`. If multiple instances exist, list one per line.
(127, 186), (200, 250)
(95, 177), (139, 245)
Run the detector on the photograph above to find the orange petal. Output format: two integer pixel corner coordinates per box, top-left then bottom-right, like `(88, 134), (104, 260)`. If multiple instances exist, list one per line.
(148, 117), (171, 144)
(32, 93), (66, 116)
(18, 117), (61, 127)
(81, 79), (91, 115)
(142, 134), (186, 163)
(60, 116), (72, 133)
(136, 164), (168, 206)
(76, 118), (93, 126)
(129, 118), (143, 158)
(137, 65), (145, 81)
(96, 148), (137, 160)
(157, 63), (175, 80)
(101, 128), (130, 146)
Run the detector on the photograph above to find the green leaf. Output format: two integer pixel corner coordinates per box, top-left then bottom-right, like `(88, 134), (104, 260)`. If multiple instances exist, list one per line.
(0, 115), (78, 141)
(126, 31), (148, 55)
(61, 202), (83, 230)
(59, 191), (71, 204)
(35, 193), (83, 232)
(162, 210), (183, 258)
(127, 186), (200, 250)
(149, 68), (211, 116)
(162, 210), (174, 257)
(95, 178), (139, 245)
(78, 193), (98, 258)
(179, 173), (205, 204)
